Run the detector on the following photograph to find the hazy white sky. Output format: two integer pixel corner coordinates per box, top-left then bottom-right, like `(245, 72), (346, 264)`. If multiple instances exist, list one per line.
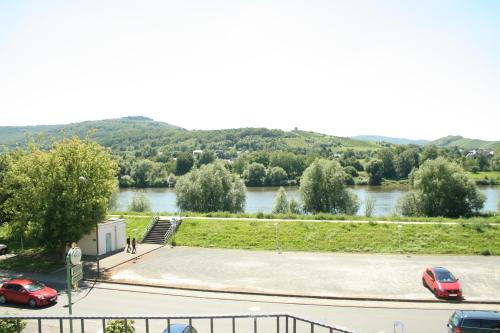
(1, 0), (499, 140)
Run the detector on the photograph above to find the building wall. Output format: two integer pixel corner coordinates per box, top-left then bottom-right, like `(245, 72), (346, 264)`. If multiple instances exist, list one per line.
(79, 219), (126, 256)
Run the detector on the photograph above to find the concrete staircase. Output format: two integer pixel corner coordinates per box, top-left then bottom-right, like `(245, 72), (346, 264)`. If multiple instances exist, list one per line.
(142, 218), (173, 244)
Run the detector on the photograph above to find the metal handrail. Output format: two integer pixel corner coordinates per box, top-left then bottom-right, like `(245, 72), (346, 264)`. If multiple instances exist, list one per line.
(0, 313), (359, 333)
(140, 213), (159, 243)
(164, 216), (182, 243)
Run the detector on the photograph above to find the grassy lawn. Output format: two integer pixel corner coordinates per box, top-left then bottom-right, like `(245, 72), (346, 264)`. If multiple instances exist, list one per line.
(122, 214), (154, 239)
(467, 171), (500, 184)
(174, 218), (500, 255)
(0, 247), (63, 273)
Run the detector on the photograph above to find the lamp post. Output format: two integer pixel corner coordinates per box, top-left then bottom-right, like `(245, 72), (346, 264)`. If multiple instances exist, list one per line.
(78, 176), (100, 278)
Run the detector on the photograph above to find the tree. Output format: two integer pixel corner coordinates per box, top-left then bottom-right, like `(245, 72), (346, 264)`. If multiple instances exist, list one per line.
(395, 148), (419, 179)
(272, 187), (289, 214)
(491, 153), (500, 171)
(421, 145), (438, 162)
(266, 166), (288, 186)
(2, 138), (118, 252)
(299, 159), (359, 214)
(378, 149), (396, 179)
(245, 163), (266, 186)
(195, 150), (215, 167)
(366, 159), (384, 185)
(128, 191), (151, 212)
(175, 162), (246, 212)
(398, 157), (485, 217)
(175, 152), (194, 176)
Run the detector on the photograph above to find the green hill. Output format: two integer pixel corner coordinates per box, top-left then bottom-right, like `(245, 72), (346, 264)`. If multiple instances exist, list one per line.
(430, 135), (500, 150)
(0, 116), (378, 154)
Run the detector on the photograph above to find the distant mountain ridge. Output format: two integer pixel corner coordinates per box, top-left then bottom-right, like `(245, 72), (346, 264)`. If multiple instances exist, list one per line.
(429, 135), (500, 150)
(351, 135), (429, 145)
(0, 116), (378, 153)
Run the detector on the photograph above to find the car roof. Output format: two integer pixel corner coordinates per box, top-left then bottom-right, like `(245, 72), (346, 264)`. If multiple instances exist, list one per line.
(3, 279), (35, 286)
(456, 310), (500, 320)
(166, 324), (190, 333)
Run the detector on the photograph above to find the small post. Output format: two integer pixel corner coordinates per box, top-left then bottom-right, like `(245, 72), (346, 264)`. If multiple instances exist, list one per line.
(275, 222), (281, 254)
(397, 224), (402, 253)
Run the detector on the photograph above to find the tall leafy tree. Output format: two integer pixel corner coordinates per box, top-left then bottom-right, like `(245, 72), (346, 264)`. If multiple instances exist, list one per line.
(395, 148), (419, 179)
(245, 162), (266, 186)
(2, 138), (118, 251)
(378, 148), (396, 179)
(175, 161), (246, 212)
(175, 152), (194, 176)
(300, 159), (359, 214)
(272, 187), (289, 214)
(398, 157), (485, 217)
(366, 159), (384, 185)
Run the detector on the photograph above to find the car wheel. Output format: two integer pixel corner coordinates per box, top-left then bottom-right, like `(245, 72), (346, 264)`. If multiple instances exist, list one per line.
(0, 295), (6, 304)
(28, 298), (37, 308)
(422, 278), (426, 287)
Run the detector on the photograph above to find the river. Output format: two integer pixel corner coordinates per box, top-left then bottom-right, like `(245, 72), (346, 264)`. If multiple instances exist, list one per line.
(116, 185), (499, 216)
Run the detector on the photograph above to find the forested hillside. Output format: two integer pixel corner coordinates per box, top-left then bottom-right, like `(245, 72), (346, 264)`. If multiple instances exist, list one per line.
(1, 117), (499, 188)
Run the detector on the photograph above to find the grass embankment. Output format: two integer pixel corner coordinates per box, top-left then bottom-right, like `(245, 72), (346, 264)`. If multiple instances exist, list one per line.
(174, 218), (500, 255)
(467, 171), (500, 185)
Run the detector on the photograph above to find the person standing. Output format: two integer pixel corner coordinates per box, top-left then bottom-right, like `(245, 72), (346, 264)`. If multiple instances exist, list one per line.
(131, 238), (137, 254)
(126, 236), (131, 252)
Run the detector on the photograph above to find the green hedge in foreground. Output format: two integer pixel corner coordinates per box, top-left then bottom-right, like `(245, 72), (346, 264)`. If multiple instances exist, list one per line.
(174, 218), (500, 255)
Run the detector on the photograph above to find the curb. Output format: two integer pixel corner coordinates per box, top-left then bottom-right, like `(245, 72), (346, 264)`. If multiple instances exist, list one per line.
(84, 278), (500, 306)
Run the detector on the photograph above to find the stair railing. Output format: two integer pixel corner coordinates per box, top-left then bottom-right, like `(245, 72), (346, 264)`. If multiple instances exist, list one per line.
(163, 216), (182, 244)
(140, 213), (159, 243)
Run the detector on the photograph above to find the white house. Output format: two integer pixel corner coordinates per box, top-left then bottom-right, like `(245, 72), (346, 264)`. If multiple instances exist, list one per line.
(79, 218), (126, 256)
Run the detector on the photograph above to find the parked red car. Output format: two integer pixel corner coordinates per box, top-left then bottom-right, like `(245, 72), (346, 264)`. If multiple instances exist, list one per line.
(422, 267), (462, 299)
(0, 279), (58, 307)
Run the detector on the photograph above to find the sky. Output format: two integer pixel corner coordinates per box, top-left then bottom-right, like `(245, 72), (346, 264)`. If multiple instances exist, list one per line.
(0, 0), (499, 141)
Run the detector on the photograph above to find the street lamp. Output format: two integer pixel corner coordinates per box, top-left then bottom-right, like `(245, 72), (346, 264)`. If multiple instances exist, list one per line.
(78, 176), (100, 278)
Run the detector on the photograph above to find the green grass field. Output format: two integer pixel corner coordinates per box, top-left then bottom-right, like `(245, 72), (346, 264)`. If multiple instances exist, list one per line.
(467, 171), (500, 184)
(174, 218), (500, 255)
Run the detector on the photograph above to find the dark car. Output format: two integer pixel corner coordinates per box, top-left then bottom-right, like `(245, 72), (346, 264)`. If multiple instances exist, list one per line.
(422, 267), (462, 299)
(0, 279), (58, 307)
(448, 310), (500, 332)
(0, 244), (7, 255)
(162, 324), (198, 333)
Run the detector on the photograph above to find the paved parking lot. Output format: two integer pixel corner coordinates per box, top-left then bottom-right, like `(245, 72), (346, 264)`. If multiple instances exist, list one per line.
(109, 247), (500, 302)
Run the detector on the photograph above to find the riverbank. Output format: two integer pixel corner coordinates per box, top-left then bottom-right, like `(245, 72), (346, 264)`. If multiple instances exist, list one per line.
(117, 214), (500, 255)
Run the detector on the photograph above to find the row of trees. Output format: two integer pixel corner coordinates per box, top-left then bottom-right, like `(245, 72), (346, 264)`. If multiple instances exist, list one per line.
(173, 156), (487, 218)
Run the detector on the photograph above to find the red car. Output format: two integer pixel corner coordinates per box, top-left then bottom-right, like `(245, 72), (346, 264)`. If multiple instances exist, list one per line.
(0, 279), (58, 307)
(422, 267), (462, 299)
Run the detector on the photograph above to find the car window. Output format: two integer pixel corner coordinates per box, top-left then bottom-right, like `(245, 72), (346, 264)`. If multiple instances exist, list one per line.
(462, 319), (481, 328)
(481, 319), (500, 329)
(427, 271), (434, 279)
(24, 281), (44, 292)
(450, 312), (461, 327)
(9, 284), (24, 292)
(190, 327), (198, 333)
(435, 270), (457, 282)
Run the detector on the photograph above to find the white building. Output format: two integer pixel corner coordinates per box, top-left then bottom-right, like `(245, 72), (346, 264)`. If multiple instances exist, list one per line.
(79, 218), (126, 256)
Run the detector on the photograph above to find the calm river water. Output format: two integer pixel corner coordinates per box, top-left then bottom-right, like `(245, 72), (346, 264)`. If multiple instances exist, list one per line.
(117, 185), (499, 216)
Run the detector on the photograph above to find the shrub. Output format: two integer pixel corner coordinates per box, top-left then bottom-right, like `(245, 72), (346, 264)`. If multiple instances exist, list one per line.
(128, 191), (151, 212)
(0, 317), (27, 333)
(105, 319), (135, 333)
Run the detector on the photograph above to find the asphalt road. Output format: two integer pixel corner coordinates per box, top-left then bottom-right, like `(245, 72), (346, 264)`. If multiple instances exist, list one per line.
(2, 281), (498, 333)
